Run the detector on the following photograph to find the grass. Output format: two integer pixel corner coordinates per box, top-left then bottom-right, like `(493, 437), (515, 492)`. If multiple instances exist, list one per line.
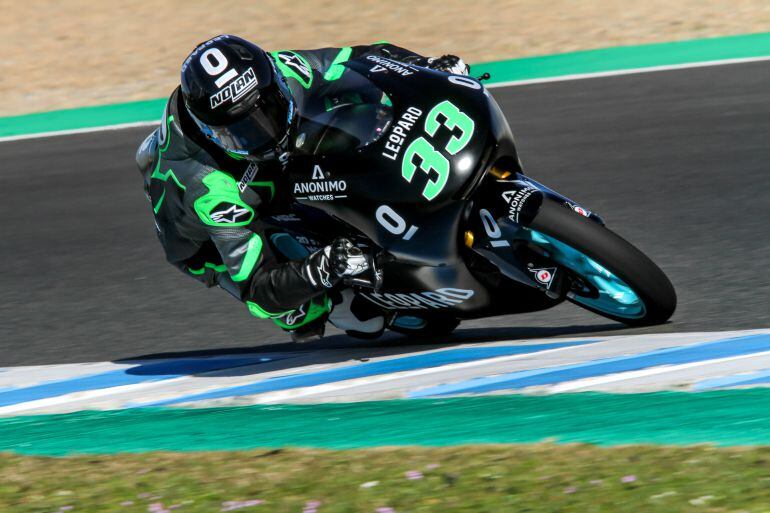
(4, 444), (770, 512)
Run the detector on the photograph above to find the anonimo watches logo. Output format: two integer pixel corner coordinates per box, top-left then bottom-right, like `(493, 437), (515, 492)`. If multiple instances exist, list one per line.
(293, 165), (348, 201)
(501, 186), (538, 223)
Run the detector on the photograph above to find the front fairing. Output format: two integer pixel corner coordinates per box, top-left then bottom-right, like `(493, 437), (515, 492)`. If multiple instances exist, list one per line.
(285, 59), (495, 260)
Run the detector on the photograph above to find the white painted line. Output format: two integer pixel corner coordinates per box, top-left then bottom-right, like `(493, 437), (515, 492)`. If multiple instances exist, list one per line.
(486, 55), (770, 89)
(0, 120), (159, 143)
(0, 377), (189, 416)
(546, 350), (770, 393)
(184, 341), (600, 406)
(2, 54), (769, 143)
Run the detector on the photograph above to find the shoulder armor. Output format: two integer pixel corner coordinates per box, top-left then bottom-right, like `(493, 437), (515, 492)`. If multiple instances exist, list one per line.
(193, 170), (255, 227)
(271, 50), (314, 90)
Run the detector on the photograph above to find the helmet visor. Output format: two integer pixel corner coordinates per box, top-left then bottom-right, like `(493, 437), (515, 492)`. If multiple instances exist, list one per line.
(193, 80), (292, 157)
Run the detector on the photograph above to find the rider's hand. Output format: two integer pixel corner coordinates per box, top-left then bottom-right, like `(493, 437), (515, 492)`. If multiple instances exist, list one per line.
(328, 238), (370, 278)
(424, 55), (469, 75)
(304, 238), (369, 289)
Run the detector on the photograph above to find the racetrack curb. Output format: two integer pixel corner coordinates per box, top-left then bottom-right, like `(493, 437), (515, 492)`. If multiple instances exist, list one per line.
(5, 389), (770, 455)
(1, 31), (769, 140)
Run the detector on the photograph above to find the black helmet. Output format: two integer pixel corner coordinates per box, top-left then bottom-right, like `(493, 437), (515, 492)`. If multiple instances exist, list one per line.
(181, 35), (294, 161)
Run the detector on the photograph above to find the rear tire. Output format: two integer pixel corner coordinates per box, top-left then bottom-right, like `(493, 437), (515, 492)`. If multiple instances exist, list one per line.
(528, 200), (676, 326)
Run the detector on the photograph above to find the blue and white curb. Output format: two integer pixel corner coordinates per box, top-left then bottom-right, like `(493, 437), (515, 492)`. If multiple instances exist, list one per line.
(2, 329), (770, 415)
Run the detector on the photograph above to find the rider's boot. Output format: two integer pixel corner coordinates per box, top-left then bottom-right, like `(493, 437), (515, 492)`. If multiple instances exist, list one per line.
(273, 295), (331, 343)
(329, 289), (385, 339)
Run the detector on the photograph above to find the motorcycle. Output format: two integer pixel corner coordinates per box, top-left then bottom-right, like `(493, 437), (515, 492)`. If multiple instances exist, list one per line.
(263, 55), (676, 337)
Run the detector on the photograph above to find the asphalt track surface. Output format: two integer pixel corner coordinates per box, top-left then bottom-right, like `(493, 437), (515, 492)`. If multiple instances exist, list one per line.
(2, 61), (769, 366)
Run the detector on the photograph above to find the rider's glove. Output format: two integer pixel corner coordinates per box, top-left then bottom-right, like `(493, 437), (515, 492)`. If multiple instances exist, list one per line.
(304, 237), (370, 289)
(423, 55), (470, 75)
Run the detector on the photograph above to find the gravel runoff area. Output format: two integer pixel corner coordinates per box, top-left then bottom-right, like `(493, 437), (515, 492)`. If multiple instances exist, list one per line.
(2, 0), (769, 116)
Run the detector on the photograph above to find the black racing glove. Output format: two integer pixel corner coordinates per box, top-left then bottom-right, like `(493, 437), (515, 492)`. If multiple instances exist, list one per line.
(419, 54), (470, 75)
(303, 238), (370, 290)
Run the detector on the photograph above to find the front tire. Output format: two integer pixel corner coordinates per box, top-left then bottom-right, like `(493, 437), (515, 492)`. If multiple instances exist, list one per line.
(528, 200), (676, 326)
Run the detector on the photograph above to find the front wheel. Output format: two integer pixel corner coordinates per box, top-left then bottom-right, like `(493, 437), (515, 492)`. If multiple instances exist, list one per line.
(525, 200), (676, 326)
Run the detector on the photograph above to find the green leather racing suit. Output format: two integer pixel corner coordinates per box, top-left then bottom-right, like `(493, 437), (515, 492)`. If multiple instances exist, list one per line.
(135, 42), (438, 331)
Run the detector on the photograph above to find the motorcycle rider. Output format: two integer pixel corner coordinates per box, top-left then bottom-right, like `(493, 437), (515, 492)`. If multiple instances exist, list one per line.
(136, 34), (469, 340)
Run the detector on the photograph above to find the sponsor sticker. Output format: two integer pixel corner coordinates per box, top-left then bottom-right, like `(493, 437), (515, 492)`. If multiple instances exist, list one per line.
(269, 214), (302, 222)
(381, 106), (423, 161)
(275, 52), (312, 81)
(361, 288), (475, 310)
(366, 55), (415, 77)
(567, 202), (592, 217)
(529, 267), (557, 288)
(283, 303), (307, 326)
(210, 67), (259, 109)
(317, 254), (332, 288)
(210, 203), (252, 224)
(237, 163), (259, 193)
(295, 235), (323, 253)
(293, 165), (348, 201)
(501, 186), (537, 223)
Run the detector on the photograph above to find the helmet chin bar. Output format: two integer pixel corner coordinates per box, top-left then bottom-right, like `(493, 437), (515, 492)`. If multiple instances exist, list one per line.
(242, 132), (290, 163)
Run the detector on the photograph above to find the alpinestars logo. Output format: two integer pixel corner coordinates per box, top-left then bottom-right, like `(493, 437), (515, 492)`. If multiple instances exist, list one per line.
(318, 254), (332, 288)
(530, 267), (557, 288)
(210, 68), (258, 109)
(283, 304), (307, 326)
(210, 204), (251, 224)
(276, 52), (311, 80)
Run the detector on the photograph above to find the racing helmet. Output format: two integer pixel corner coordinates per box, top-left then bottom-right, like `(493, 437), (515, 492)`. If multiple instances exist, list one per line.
(181, 35), (294, 161)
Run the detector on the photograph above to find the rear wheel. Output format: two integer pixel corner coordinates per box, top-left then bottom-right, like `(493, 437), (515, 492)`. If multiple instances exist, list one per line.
(525, 200), (676, 326)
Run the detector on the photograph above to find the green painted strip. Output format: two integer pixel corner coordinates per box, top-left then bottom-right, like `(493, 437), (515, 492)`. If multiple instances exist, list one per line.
(473, 31), (770, 85)
(5, 390), (770, 456)
(2, 32), (769, 139)
(0, 98), (166, 137)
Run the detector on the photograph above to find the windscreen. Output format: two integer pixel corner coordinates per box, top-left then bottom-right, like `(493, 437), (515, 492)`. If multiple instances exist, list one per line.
(295, 70), (393, 154)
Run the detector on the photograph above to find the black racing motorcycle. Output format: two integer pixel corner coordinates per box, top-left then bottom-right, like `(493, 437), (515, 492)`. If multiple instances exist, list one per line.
(264, 55), (676, 337)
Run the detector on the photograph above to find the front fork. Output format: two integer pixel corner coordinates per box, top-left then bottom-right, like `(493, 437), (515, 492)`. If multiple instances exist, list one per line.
(463, 172), (600, 296)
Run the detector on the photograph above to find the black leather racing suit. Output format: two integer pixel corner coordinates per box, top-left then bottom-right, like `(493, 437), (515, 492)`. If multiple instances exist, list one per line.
(136, 42), (428, 329)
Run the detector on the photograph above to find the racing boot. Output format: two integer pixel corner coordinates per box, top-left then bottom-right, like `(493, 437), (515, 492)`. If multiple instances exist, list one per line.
(273, 295), (331, 343)
(329, 289), (385, 339)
